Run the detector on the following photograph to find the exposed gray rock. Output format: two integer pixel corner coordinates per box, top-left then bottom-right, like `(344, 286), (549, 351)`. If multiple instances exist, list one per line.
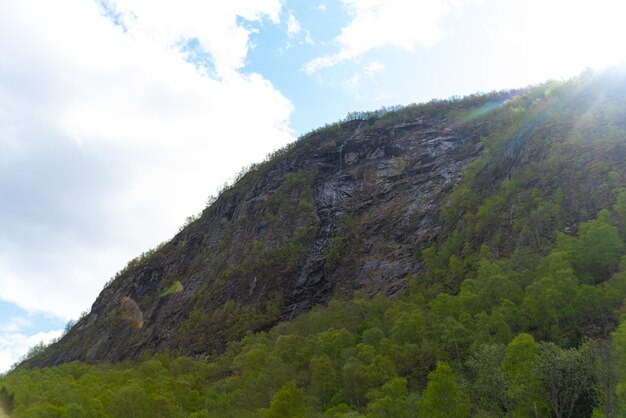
(28, 111), (488, 367)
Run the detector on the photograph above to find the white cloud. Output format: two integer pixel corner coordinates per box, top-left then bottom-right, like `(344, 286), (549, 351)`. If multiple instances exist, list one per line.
(0, 317), (32, 333)
(106, 0), (282, 77)
(0, 0), (293, 324)
(304, 0), (474, 73)
(342, 61), (384, 94)
(287, 11), (302, 37)
(365, 61), (385, 77)
(0, 328), (63, 373)
(285, 11), (314, 46)
(304, 30), (315, 45)
(346, 73), (361, 90)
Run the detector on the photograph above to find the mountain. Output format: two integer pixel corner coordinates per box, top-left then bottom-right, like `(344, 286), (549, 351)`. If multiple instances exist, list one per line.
(4, 69), (626, 417)
(24, 70), (626, 365)
(26, 85), (493, 367)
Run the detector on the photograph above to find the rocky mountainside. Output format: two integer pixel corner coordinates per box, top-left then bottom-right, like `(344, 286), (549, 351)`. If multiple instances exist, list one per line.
(26, 70), (626, 368)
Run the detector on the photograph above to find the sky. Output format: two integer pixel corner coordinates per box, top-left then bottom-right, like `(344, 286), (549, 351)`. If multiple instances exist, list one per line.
(1, 0), (626, 373)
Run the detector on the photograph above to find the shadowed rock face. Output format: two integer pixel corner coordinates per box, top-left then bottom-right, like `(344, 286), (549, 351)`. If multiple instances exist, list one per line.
(302, 119), (482, 297)
(28, 110), (489, 367)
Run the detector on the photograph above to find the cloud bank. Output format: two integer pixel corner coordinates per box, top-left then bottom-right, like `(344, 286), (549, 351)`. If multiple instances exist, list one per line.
(0, 327), (63, 373)
(0, 0), (292, 355)
(304, 0), (474, 73)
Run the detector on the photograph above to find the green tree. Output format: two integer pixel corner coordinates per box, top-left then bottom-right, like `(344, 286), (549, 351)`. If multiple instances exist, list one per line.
(361, 327), (385, 347)
(317, 328), (356, 360)
(502, 333), (548, 417)
(523, 254), (578, 335)
(538, 342), (594, 418)
(437, 316), (471, 363)
(466, 343), (509, 417)
(473, 257), (523, 311)
(366, 377), (416, 418)
(390, 311), (426, 345)
(109, 383), (149, 418)
(612, 321), (626, 415)
(418, 362), (469, 418)
(310, 354), (338, 405)
(591, 340), (620, 418)
(576, 217), (623, 282)
(614, 190), (626, 239)
(263, 381), (306, 418)
(574, 285), (611, 331)
(0, 387), (14, 415)
(471, 311), (512, 350)
(342, 357), (370, 409)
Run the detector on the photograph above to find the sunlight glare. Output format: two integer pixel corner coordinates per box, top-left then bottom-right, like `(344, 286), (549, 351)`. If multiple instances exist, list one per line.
(489, 0), (626, 83)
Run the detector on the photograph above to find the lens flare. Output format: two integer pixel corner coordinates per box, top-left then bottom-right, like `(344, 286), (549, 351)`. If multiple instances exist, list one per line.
(118, 296), (144, 329)
(159, 280), (184, 298)
(459, 101), (501, 124)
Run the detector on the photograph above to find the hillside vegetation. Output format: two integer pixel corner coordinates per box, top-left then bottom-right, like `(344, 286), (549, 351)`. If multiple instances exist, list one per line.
(3, 70), (626, 417)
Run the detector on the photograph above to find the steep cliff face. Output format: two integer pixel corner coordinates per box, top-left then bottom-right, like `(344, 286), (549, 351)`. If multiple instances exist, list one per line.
(29, 101), (494, 366)
(28, 70), (626, 368)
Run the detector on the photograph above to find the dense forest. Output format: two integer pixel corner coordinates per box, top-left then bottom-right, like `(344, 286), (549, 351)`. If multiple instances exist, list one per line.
(2, 71), (626, 417)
